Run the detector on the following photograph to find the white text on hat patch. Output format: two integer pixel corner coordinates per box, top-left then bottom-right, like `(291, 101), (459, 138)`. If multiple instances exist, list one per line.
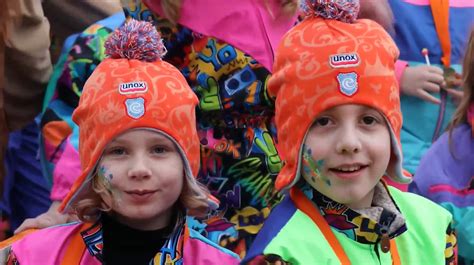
(337, 72), (358, 97)
(119, 81), (148, 95)
(329, 53), (360, 68)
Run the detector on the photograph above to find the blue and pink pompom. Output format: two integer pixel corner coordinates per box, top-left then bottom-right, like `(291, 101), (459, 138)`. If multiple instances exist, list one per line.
(303, 0), (360, 23)
(105, 19), (167, 62)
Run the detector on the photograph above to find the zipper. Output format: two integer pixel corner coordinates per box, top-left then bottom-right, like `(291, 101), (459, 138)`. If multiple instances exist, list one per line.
(374, 227), (390, 265)
(379, 214), (394, 253)
(380, 232), (390, 253)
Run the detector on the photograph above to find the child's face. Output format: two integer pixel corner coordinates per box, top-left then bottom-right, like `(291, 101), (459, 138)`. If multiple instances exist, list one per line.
(98, 129), (184, 230)
(302, 104), (391, 209)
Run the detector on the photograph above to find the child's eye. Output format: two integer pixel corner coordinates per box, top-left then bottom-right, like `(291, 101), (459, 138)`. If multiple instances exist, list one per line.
(361, 116), (378, 125)
(108, 147), (126, 156)
(314, 117), (331, 127)
(152, 146), (167, 154)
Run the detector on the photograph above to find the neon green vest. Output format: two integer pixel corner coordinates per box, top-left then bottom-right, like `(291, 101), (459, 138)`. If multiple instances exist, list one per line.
(264, 187), (452, 264)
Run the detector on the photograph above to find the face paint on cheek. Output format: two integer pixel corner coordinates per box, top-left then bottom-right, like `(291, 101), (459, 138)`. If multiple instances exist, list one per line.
(302, 146), (331, 187)
(98, 165), (113, 182)
(97, 165), (123, 205)
(317, 159), (331, 187)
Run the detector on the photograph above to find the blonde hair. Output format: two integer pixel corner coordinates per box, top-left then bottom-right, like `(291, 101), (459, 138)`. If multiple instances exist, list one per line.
(448, 27), (474, 156)
(74, 169), (211, 222)
(160, 0), (299, 23)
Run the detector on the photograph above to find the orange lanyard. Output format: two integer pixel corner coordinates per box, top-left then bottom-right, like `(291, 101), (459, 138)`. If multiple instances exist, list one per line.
(0, 229), (37, 249)
(429, 0), (451, 67)
(61, 222), (93, 265)
(290, 188), (401, 265)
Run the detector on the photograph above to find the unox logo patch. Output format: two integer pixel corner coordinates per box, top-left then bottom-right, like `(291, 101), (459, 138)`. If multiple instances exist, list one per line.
(119, 81), (148, 95)
(337, 72), (358, 97)
(125, 97), (145, 119)
(329, 53), (360, 68)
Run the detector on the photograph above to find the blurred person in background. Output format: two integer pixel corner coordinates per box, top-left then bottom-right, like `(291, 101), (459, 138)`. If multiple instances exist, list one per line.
(0, 0), (122, 238)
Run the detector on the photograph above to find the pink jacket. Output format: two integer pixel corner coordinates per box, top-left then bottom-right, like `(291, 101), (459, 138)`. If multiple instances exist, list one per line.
(8, 221), (240, 264)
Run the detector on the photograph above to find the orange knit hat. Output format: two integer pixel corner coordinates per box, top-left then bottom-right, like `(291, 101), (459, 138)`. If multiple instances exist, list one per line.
(271, 0), (411, 191)
(60, 19), (203, 212)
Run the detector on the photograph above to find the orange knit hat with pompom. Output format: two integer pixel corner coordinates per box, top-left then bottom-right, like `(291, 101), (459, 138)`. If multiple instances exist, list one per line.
(60, 19), (206, 212)
(271, 0), (412, 191)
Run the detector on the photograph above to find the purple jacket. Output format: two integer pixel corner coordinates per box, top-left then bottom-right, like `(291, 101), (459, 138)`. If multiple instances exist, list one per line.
(410, 123), (474, 263)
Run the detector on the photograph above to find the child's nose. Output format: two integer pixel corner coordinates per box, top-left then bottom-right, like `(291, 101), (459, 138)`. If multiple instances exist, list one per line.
(335, 127), (362, 154)
(127, 157), (152, 180)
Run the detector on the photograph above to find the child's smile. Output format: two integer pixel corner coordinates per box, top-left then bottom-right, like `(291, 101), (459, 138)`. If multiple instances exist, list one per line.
(328, 163), (369, 180)
(124, 189), (159, 202)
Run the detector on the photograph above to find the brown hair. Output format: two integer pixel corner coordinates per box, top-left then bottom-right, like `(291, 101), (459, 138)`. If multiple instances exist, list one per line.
(448, 27), (474, 156)
(74, 169), (211, 222)
(160, 0), (300, 23)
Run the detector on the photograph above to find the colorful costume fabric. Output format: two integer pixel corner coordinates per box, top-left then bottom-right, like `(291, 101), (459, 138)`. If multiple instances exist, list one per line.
(411, 122), (474, 264)
(6, 215), (239, 264)
(40, 1), (297, 256)
(388, 0), (474, 173)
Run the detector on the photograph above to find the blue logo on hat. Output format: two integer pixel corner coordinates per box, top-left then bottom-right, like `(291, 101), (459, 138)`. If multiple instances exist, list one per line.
(337, 72), (358, 97)
(125, 97), (145, 119)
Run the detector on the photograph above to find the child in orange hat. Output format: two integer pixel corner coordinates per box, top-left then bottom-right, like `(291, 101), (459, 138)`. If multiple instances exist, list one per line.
(3, 19), (239, 264)
(243, 0), (456, 264)
(16, 0), (300, 258)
